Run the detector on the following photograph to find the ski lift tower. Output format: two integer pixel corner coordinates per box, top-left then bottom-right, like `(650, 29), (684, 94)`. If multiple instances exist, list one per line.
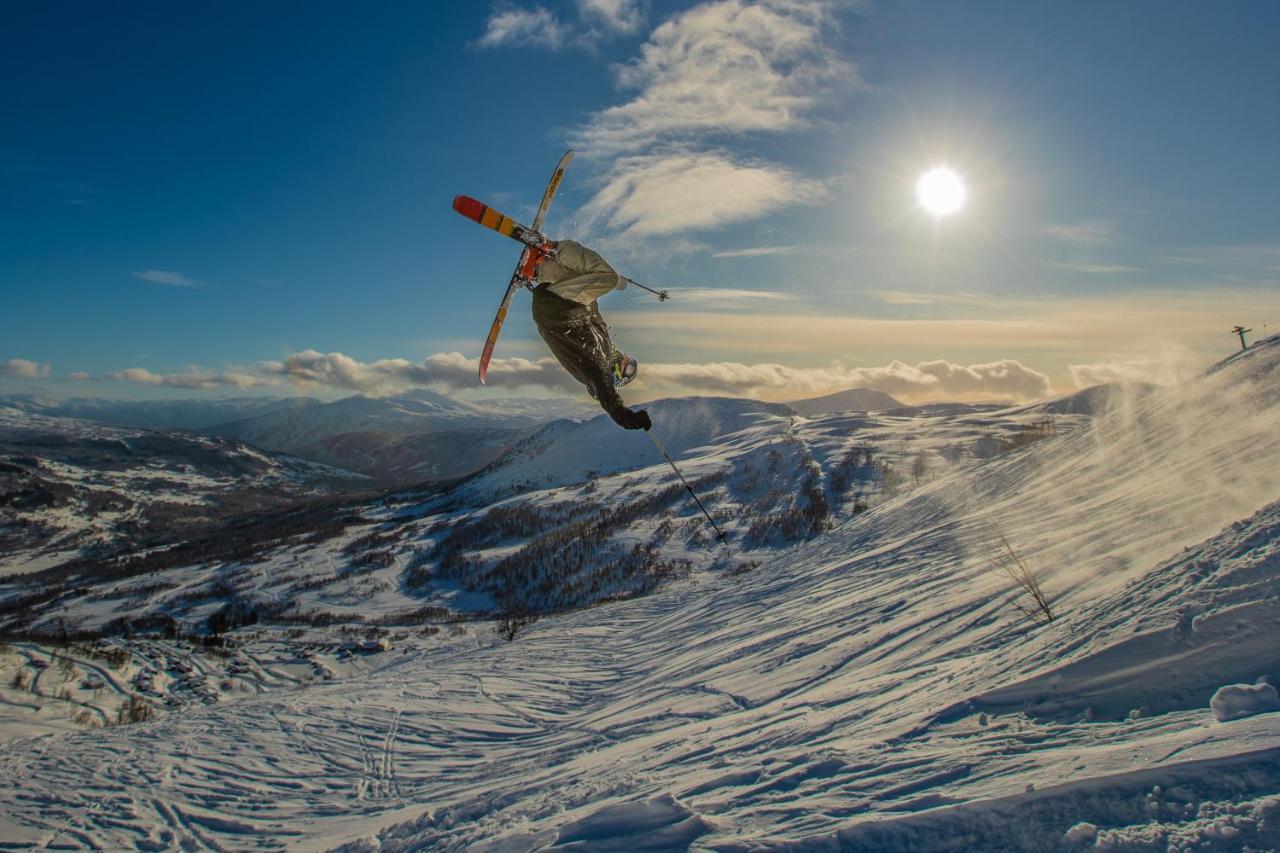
(1232, 325), (1252, 351)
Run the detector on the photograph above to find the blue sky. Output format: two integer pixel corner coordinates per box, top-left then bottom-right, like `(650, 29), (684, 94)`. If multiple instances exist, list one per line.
(3, 0), (1278, 404)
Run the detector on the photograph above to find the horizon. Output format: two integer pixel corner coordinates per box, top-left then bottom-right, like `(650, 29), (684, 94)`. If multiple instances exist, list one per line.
(4, 2), (1279, 408)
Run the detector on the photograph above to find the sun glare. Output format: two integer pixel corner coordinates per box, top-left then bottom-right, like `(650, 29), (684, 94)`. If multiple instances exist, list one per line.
(916, 167), (967, 217)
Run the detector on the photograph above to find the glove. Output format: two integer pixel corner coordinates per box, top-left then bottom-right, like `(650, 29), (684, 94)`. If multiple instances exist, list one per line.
(613, 407), (652, 431)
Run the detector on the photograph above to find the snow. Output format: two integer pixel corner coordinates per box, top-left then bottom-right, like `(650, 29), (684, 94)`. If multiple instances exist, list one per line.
(1210, 682), (1280, 722)
(0, 336), (1276, 848)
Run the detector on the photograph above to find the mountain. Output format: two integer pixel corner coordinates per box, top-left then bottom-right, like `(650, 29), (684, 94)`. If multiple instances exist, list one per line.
(0, 337), (1277, 848)
(0, 407), (367, 576)
(206, 390), (596, 481)
(1, 390), (599, 483)
(0, 394), (306, 431)
(786, 386), (903, 416)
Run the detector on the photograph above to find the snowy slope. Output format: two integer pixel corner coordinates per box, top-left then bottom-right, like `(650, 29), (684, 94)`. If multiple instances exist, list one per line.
(461, 396), (796, 498)
(0, 338), (1277, 849)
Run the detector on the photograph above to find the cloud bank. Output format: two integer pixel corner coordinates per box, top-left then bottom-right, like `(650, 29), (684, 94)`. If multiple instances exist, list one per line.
(104, 367), (273, 390)
(98, 349), (1050, 404)
(645, 358), (1052, 401)
(258, 350), (579, 397)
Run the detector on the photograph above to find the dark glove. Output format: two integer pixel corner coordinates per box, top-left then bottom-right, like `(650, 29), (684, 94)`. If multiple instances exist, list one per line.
(612, 407), (651, 431)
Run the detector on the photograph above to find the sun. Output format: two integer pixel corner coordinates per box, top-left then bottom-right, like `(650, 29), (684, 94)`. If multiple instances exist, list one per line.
(916, 167), (967, 217)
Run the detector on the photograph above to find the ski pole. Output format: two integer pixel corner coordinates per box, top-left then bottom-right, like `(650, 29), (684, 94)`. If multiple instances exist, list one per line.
(623, 277), (670, 302)
(647, 429), (727, 542)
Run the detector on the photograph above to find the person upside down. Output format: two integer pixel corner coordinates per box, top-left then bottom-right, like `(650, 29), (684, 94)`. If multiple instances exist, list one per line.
(530, 240), (651, 431)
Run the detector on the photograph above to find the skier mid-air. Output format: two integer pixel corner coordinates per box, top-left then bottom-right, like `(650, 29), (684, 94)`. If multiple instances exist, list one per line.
(530, 240), (650, 431)
(452, 151), (727, 539)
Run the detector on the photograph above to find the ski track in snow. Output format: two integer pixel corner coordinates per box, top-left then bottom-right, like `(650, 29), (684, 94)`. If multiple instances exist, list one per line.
(0, 340), (1278, 849)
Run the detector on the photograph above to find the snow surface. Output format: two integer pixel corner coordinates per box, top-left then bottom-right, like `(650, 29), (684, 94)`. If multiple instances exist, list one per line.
(0, 337), (1278, 849)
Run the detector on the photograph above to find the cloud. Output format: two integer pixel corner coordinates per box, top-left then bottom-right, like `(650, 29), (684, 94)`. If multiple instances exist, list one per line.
(577, 0), (645, 34)
(476, 6), (568, 50)
(1, 358), (51, 379)
(573, 0), (853, 152)
(68, 372), (93, 381)
(675, 288), (795, 304)
(258, 350), (579, 396)
(643, 358), (1052, 401)
(581, 151), (824, 236)
(710, 245), (800, 258)
(251, 349), (1048, 403)
(1044, 222), (1116, 248)
(1158, 242), (1280, 273)
(105, 367), (273, 390)
(131, 269), (202, 288)
(1038, 260), (1138, 274)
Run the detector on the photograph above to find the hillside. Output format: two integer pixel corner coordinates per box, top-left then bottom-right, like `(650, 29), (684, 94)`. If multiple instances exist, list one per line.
(0, 408), (367, 577)
(0, 337), (1276, 849)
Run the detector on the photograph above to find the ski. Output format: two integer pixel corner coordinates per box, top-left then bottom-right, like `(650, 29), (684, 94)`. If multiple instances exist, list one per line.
(452, 195), (553, 252)
(458, 150), (573, 385)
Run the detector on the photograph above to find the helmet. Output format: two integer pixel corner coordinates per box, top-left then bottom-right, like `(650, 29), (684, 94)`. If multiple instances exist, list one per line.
(612, 351), (638, 387)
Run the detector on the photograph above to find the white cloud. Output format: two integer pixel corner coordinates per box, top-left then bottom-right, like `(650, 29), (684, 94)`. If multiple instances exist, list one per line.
(476, 6), (568, 50)
(1, 358), (51, 379)
(1044, 222), (1116, 248)
(105, 367), (273, 390)
(577, 0), (645, 34)
(643, 358), (1052, 401)
(710, 245), (800, 258)
(258, 350), (578, 396)
(91, 347), (1052, 404)
(582, 151), (824, 237)
(676, 287), (795, 304)
(574, 0), (852, 152)
(131, 269), (201, 288)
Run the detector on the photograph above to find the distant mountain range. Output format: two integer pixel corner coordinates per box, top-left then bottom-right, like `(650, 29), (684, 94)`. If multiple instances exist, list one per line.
(0, 386), (907, 483)
(785, 387), (903, 416)
(0, 391), (597, 482)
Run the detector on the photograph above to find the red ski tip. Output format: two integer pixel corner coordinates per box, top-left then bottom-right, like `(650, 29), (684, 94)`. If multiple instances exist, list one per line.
(453, 195), (486, 223)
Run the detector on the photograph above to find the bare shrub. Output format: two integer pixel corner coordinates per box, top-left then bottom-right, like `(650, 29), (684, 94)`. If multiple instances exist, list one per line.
(115, 695), (156, 725)
(496, 606), (538, 642)
(73, 708), (100, 728)
(999, 534), (1055, 624)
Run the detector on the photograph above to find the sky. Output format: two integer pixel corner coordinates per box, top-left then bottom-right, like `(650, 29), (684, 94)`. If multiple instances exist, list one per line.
(3, 0), (1279, 405)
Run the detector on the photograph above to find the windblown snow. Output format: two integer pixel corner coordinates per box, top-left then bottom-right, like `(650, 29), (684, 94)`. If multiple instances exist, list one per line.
(0, 337), (1278, 850)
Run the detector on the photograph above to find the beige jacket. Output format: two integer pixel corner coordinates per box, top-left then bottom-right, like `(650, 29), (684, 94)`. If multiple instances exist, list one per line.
(536, 240), (626, 305)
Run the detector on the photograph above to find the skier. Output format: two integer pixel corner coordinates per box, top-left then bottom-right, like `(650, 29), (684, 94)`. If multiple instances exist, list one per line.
(531, 240), (651, 431)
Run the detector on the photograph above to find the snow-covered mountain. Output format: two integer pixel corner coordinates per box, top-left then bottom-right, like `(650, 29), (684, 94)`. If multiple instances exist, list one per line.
(0, 393), (307, 431)
(2, 390), (599, 482)
(0, 408), (367, 577)
(0, 337), (1277, 849)
(787, 386), (904, 415)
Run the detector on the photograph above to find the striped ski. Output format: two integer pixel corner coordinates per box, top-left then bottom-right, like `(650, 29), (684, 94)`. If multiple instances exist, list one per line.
(460, 150), (573, 385)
